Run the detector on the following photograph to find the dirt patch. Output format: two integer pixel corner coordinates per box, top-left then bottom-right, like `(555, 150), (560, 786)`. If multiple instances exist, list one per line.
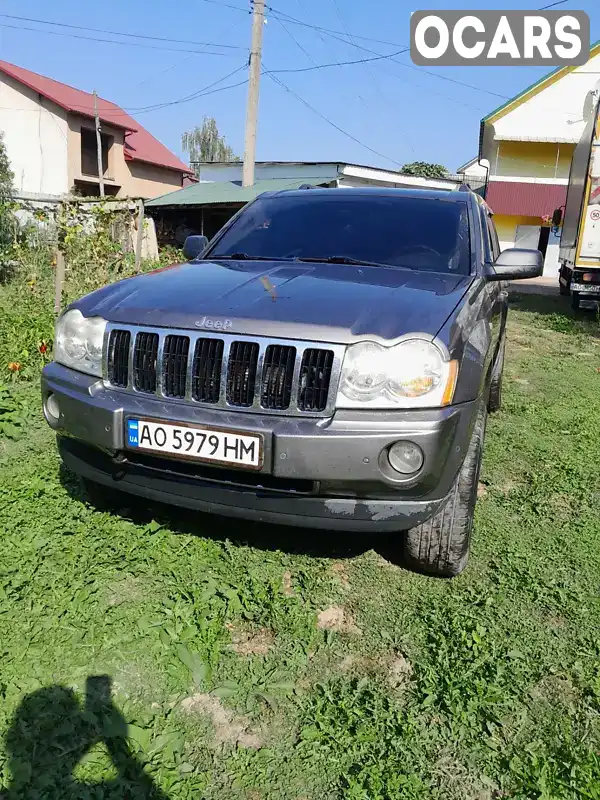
(180, 693), (261, 749)
(331, 561), (350, 589)
(530, 675), (578, 707)
(105, 576), (146, 607)
(230, 626), (274, 656)
(513, 378), (530, 386)
(477, 483), (488, 499)
(317, 606), (360, 635)
(281, 570), (294, 597)
(387, 654), (413, 689)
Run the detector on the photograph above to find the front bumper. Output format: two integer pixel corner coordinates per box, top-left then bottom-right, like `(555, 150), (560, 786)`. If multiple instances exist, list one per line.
(42, 363), (481, 532)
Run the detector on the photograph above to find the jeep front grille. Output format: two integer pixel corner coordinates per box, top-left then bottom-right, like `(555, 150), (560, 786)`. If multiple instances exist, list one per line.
(104, 325), (344, 417)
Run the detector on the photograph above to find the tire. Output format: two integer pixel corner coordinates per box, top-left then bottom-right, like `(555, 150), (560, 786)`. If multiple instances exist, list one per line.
(81, 477), (132, 512)
(559, 280), (569, 297)
(403, 403), (487, 578)
(571, 291), (581, 310)
(487, 335), (505, 413)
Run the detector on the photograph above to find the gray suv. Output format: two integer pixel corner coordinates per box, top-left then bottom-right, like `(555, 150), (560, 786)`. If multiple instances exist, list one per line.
(41, 187), (542, 577)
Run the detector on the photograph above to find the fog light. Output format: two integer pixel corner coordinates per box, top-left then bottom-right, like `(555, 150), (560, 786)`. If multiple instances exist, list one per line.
(45, 392), (60, 421)
(387, 441), (424, 475)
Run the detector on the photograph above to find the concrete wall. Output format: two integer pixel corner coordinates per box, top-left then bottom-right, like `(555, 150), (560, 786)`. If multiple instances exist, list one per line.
(125, 160), (183, 199)
(67, 114), (183, 198)
(0, 73), (69, 195)
(197, 162), (339, 183)
(489, 52), (600, 146)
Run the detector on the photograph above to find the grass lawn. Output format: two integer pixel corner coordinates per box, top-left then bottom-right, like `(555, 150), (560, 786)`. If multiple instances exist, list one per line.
(1, 292), (599, 799)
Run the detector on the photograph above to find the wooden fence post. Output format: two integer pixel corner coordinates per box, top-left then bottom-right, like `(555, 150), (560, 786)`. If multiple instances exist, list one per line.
(135, 199), (145, 272)
(54, 202), (66, 314)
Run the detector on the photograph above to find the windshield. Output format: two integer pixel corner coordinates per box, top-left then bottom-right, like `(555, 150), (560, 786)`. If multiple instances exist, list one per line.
(207, 192), (471, 274)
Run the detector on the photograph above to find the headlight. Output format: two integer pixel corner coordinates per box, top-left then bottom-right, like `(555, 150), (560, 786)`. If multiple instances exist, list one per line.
(336, 339), (458, 409)
(54, 309), (107, 378)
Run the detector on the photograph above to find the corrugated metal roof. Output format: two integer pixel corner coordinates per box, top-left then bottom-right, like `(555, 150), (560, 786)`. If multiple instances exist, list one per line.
(145, 176), (337, 207)
(486, 181), (567, 217)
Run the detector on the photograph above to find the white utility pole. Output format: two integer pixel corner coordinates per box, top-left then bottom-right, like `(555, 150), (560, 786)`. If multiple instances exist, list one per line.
(93, 90), (105, 198)
(242, 0), (265, 188)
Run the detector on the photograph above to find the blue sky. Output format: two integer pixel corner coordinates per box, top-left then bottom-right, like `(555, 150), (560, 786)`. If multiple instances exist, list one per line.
(0, 0), (598, 172)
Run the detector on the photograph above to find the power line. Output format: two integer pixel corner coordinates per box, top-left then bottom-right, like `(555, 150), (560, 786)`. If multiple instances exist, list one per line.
(122, 65), (249, 113)
(539, 0), (569, 8)
(128, 18), (245, 95)
(269, 7), (511, 101)
(270, 49), (408, 72)
(0, 13), (245, 48)
(0, 21), (239, 56)
(199, 0), (408, 48)
(327, 0), (415, 156)
(265, 69), (404, 168)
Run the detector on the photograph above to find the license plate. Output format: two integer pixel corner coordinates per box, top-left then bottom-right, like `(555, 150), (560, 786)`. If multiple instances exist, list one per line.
(126, 418), (263, 469)
(571, 283), (600, 293)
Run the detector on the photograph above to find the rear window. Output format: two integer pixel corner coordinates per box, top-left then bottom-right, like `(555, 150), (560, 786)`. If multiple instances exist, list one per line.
(208, 192), (471, 275)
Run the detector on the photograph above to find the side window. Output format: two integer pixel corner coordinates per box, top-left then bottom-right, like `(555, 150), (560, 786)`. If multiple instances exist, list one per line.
(487, 215), (501, 261)
(479, 206), (492, 264)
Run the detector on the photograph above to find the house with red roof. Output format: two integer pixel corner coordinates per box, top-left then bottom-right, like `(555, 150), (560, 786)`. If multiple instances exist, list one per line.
(0, 60), (194, 199)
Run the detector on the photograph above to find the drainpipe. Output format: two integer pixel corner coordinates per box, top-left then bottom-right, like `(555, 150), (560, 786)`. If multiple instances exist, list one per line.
(477, 119), (491, 199)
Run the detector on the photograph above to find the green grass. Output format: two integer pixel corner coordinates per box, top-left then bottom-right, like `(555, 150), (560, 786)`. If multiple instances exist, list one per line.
(1, 292), (600, 799)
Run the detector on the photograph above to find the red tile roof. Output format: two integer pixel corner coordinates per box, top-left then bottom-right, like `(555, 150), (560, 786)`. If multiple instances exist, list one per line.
(0, 60), (192, 175)
(486, 180), (567, 218)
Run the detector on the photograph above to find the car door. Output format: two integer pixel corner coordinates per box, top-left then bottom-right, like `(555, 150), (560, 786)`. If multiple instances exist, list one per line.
(487, 211), (508, 343)
(478, 205), (503, 364)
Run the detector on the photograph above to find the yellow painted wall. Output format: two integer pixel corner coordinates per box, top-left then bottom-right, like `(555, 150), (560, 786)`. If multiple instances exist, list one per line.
(492, 141), (575, 179)
(494, 214), (543, 246)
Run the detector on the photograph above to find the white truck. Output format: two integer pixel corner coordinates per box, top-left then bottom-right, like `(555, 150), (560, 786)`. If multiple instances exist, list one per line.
(557, 91), (600, 308)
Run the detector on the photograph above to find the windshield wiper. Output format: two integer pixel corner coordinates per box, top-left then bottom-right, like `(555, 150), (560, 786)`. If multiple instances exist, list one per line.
(295, 256), (387, 268)
(209, 253), (294, 261)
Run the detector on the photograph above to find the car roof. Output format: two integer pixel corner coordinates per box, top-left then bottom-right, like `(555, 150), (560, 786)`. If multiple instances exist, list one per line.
(264, 186), (472, 203)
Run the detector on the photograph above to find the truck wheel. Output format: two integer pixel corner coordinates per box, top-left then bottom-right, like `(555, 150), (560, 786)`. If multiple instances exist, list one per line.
(559, 280), (569, 296)
(571, 291), (581, 310)
(81, 477), (131, 512)
(487, 335), (505, 413)
(403, 403), (487, 578)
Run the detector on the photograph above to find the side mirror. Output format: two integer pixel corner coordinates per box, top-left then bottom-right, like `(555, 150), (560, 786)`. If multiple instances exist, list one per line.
(552, 208), (563, 227)
(183, 234), (209, 261)
(486, 248), (544, 281)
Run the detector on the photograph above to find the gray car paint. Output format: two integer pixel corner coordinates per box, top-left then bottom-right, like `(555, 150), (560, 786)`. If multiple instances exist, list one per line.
(42, 187), (507, 530)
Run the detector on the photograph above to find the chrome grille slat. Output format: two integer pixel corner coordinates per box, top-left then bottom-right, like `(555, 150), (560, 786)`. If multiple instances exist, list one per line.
(103, 324), (344, 417)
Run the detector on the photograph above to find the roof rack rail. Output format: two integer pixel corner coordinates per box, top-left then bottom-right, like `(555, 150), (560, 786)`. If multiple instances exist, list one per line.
(297, 183), (318, 190)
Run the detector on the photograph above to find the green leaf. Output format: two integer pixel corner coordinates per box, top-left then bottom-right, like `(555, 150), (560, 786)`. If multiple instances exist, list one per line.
(176, 643), (209, 686)
(212, 685), (237, 699)
(159, 628), (171, 647)
(127, 724), (151, 751)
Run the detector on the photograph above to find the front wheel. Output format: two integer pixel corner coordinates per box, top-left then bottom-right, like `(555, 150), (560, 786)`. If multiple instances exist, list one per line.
(571, 291), (581, 310)
(403, 404), (487, 578)
(559, 280), (570, 296)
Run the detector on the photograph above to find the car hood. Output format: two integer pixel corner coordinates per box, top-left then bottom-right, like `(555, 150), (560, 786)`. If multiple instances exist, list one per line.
(74, 259), (473, 344)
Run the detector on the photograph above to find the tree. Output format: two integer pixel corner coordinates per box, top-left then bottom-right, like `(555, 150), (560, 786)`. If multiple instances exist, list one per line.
(181, 117), (240, 175)
(0, 132), (15, 249)
(400, 161), (448, 179)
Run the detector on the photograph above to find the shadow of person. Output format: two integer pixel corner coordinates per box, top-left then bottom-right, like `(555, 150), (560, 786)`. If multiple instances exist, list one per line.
(1, 676), (168, 799)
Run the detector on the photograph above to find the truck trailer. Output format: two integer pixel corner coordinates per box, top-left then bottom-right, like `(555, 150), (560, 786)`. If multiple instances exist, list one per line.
(557, 91), (600, 308)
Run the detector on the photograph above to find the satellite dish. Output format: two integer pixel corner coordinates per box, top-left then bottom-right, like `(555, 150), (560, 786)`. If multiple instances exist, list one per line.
(582, 79), (600, 120)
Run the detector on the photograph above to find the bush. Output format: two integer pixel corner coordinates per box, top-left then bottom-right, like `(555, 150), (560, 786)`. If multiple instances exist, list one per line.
(0, 203), (176, 383)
